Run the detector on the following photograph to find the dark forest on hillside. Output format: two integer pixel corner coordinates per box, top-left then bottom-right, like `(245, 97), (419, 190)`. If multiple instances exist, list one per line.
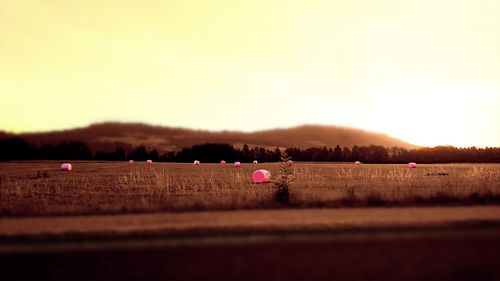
(1, 138), (500, 163)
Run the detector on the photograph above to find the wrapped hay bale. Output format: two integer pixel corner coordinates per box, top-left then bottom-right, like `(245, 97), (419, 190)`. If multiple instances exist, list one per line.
(60, 163), (72, 171)
(252, 169), (271, 184)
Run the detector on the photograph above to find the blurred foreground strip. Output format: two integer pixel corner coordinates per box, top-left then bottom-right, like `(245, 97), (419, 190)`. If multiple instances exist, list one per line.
(0, 206), (499, 240)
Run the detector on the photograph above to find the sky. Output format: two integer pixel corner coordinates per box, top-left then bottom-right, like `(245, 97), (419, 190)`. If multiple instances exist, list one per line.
(1, 0), (499, 147)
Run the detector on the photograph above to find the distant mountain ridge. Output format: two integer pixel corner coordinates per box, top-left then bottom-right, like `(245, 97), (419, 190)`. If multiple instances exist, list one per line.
(0, 122), (418, 153)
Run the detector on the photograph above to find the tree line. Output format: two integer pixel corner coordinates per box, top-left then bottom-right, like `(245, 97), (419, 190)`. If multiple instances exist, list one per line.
(1, 137), (500, 163)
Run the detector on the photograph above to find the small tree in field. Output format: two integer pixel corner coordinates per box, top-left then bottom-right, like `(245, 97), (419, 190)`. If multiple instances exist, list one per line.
(273, 153), (295, 205)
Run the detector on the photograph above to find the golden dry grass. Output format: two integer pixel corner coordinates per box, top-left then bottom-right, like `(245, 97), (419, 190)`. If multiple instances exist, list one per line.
(0, 162), (499, 216)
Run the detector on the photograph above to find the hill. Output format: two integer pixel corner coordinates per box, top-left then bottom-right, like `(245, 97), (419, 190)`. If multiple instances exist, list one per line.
(0, 123), (418, 153)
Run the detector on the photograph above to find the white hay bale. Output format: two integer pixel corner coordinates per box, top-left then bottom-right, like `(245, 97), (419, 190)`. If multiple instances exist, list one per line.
(194, 160), (200, 165)
(252, 169), (271, 184)
(253, 160), (258, 164)
(408, 162), (417, 168)
(146, 160), (153, 165)
(234, 161), (241, 167)
(220, 160), (226, 165)
(355, 161), (361, 165)
(128, 160), (134, 165)
(60, 163), (72, 171)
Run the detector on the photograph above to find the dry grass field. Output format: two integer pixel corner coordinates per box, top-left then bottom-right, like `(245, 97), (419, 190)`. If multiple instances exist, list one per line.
(1, 162), (500, 280)
(1, 161), (499, 216)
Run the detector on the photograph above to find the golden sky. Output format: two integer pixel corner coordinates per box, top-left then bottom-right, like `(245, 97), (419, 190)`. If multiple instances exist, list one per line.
(1, 0), (499, 147)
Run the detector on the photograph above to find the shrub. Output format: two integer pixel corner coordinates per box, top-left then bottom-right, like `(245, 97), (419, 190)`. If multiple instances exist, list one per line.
(366, 192), (385, 206)
(341, 186), (359, 206)
(430, 192), (454, 204)
(273, 153), (295, 205)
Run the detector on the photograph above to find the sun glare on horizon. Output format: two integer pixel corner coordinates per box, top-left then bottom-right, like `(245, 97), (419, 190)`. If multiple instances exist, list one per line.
(0, 0), (499, 148)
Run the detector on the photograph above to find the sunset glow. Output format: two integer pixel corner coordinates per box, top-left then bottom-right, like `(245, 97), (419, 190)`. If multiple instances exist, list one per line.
(1, 0), (499, 147)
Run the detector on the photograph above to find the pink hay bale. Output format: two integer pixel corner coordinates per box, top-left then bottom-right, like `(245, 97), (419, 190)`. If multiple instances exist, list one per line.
(128, 160), (134, 165)
(355, 161), (361, 165)
(253, 160), (258, 164)
(252, 169), (271, 184)
(60, 163), (72, 171)
(194, 160), (200, 165)
(146, 160), (153, 165)
(234, 161), (241, 167)
(408, 162), (417, 168)
(220, 160), (226, 165)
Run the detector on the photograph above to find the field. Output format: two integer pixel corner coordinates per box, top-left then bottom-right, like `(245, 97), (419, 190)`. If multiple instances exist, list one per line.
(1, 161), (500, 280)
(1, 161), (499, 216)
